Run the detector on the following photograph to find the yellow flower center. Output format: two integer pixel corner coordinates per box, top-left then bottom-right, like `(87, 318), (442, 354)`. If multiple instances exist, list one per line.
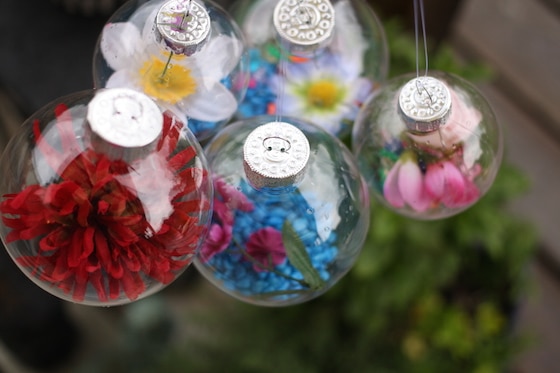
(139, 55), (197, 104)
(306, 80), (343, 110)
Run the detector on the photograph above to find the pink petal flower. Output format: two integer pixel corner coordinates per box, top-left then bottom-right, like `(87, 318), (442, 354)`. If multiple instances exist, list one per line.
(215, 178), (254, 212)
(450, 176), (480, 208)
(438, 162), (467, 207)
(213, 199), (234, 225)
(245, 227), (286, 272)
(383, 160), (405, 208)
(425, 161), (480, 209)
(199, 223), (233, 262)
(398, 160), (431, 212)
(425, 162), (451, 200)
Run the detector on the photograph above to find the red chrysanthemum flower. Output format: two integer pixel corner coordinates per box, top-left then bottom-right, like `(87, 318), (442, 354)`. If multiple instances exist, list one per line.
(0, 104), (210, 303)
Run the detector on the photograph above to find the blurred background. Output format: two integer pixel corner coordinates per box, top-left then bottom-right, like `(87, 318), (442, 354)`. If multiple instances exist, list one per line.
(0, 0), (558, 372)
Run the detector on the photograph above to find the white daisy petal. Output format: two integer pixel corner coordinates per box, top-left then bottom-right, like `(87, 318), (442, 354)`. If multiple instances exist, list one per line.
(240, 0), (277, 45)
(195, 35), (244, 80)
(133, 2), (160, 32)
(101, 22), (143, 71)
(331, 2), (368, 73)
(106, 69), (138, 90)
(178, 83), (237, 122)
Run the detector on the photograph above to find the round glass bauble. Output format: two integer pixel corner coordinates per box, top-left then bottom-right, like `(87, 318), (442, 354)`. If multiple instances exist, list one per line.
(352, 71), (503, 220)
(92, 0), (249, 142)
(0, 88), (213, 306)
(194, 116), (370, 306)
(230, 0), (389, 139)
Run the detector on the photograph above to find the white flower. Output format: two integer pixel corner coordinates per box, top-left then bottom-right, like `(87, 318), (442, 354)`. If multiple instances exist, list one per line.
(99, 14), (243, 124)
(271, 53), (372, 135)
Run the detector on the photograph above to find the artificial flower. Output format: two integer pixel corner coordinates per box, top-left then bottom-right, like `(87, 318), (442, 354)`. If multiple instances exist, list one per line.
(0, 107), (209, 302)
(214, 178), (254, 213)
(99, 15), (243, 124)
(383, 153), (431, 212)
(424, 160), (480, 208)
(199, 223), (233, 263)
(269, 52), (372, 135)
(199, 177), (254, 262)
(245, 227), (287, 272)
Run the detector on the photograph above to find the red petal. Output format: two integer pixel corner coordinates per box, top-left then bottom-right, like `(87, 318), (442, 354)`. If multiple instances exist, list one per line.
(120, 268), (145, 301)
(94, 231), (112, 269)
(39, 227), (69, 251)
(168, 147), (196, 172)
(67, 229), (85, 268)
(81, 226), (95, 259)
(51, 251), (73, 281)
(109, 277), (120, 299)
(88, 269), (107, 302)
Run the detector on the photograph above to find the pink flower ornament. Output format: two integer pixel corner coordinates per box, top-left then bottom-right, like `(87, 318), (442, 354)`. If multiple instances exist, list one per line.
(424, 161), (480, 208)
(383, 156), (431, 212)
(383, 156), (481, 214)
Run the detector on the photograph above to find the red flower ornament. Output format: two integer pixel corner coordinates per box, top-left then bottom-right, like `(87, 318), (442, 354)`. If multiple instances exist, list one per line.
(0, 93), (211, 305)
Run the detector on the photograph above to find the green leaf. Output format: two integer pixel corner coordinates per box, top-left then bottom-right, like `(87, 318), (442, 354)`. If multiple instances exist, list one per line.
(282, 221), (326, 290)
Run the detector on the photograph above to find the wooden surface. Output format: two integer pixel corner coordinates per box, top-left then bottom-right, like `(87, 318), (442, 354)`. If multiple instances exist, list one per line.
(453, 1), (560, 372)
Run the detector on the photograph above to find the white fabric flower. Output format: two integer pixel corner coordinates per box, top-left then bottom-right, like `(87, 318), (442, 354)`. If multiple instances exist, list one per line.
(99, 15), (243, 124)
(271, 53), (372, 135)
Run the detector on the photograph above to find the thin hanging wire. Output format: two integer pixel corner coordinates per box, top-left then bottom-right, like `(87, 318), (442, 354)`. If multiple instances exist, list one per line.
(273, 0), (308, 124)
(275, 55), (287, 123)
(160, 0), (193, 79)
(413, 0), (429, 78)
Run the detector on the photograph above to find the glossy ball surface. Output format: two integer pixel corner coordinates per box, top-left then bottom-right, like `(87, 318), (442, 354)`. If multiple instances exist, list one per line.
(0, 89), (212, 306)
(352, 71), (503, 220)
(194, 115), (370, 306)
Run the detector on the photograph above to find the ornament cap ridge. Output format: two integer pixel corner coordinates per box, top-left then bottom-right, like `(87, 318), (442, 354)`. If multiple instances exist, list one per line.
(154, 0), (211, 55)
(243, 121), (310, 190)
(398, 76), (452, 133)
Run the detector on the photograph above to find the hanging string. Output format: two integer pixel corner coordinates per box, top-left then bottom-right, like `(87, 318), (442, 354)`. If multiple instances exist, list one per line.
(296, 0), (313, 26)
(160, 0), (193, 80)
(275, 54), (287, 123)
(413, 0), (429, 78)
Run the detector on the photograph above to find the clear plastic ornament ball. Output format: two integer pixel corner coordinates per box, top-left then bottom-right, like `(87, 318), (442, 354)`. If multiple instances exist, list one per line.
(230, 0), (389, 138)
(194, 116), (370, 306)
(0, 88), (213, 306)
(352, 71), (503, 220)
(92, 0), (249, 142)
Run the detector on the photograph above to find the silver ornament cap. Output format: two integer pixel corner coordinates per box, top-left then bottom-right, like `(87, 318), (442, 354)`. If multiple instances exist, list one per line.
(273, 0), (335, 55)
(155, 0), (211, 55)
(398, 76), (452, 133)
(87, 88), (163, 161)
(243, 122), (310, 190)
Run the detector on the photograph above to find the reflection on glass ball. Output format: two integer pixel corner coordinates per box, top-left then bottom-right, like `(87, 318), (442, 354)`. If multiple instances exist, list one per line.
(352, 71), (503, 220)
(92, 0), (249, 142)
(194, 116), (370, 306)
(0, 88), (212, 306)
(230, 0), (389, 138)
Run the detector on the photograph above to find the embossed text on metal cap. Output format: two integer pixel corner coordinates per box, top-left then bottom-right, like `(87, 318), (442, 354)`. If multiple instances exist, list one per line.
(399, 76), (452, 133)
(273, 0), (335, 53)
(155, 0), (211, 55)
(243, 122), (310, 190)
